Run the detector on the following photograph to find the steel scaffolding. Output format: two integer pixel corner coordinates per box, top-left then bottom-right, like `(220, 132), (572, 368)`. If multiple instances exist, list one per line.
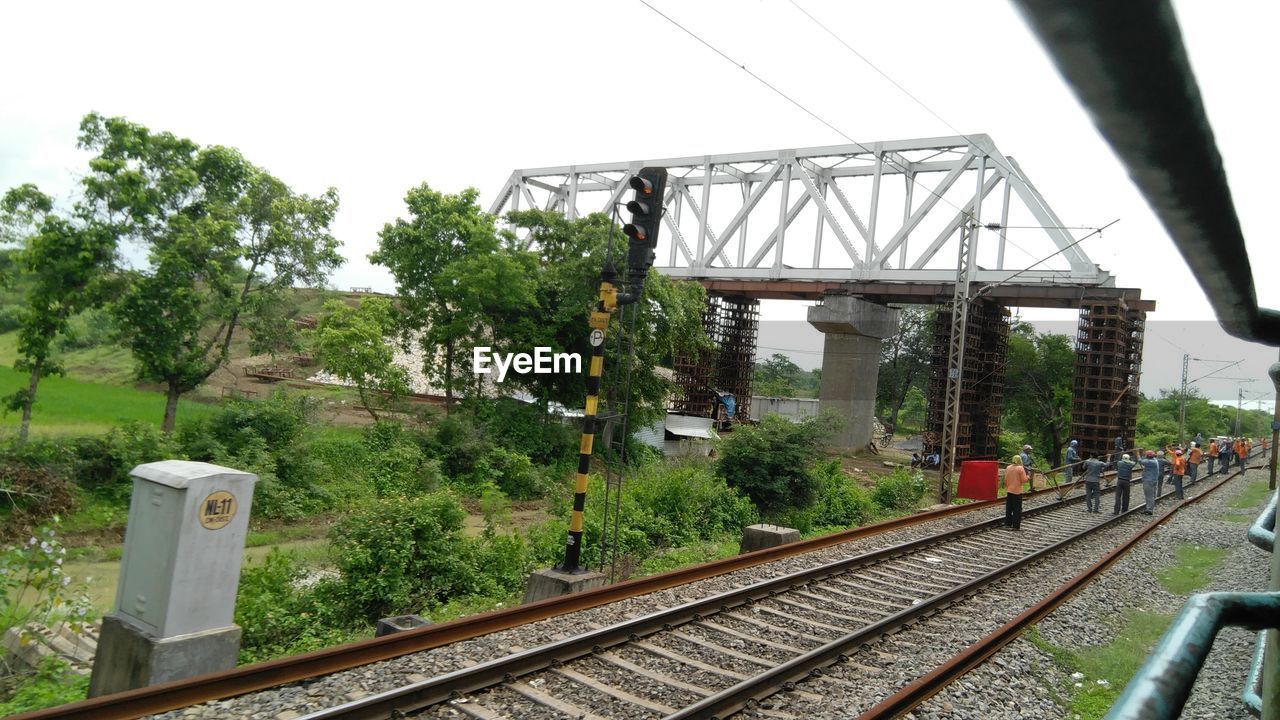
(672, 295), (759, 422)
(924, 300), (1010, 465)
(1072, 300), (1145, 456)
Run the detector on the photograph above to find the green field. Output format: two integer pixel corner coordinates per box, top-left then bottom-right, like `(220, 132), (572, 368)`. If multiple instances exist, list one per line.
(0, 365), (218, 435)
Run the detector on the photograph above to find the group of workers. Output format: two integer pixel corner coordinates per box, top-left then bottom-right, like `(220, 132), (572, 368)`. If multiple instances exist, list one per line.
(1001, 432), (1267, 531)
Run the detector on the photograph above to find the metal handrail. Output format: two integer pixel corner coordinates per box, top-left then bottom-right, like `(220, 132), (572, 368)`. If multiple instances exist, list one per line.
(1104, 592), (1280, 720)
(1248, 490), (1277, 553)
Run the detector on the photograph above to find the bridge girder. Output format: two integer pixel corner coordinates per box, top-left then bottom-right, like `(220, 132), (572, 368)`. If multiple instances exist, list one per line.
(492, 134), (1113, 290)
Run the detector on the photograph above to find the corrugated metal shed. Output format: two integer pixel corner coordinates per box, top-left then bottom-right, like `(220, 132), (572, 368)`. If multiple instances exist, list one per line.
(663, 413), (719, 440)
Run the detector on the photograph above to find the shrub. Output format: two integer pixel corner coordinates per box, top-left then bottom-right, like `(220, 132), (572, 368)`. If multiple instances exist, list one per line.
(361, 422), (441, 498)
(0, 467), (76, 541)
(327, 492), (470, 621)
(473, 399), (576, 465)
(72, 422), (180, 501)
(625, 459), (758, 547)
(471, 447), (544, 500)
(234, 550), (356, 664)
(53, 308), (117, 352)
(808, 460), (877, 529)
(715, 414), (837, 514)
(423, 415), (492, 480)
(871, 467), (928, 512)
(180, 394), (330, 520)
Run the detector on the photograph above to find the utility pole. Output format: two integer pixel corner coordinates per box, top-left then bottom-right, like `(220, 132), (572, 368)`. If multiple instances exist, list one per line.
(938, 219), (980, 504)
(1235, 387), (1243, 436)
(1177, 353), (1189, 445)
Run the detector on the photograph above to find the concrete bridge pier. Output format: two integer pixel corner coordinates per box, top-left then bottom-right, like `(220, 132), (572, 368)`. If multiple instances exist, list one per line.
(807, 296), (899, 451)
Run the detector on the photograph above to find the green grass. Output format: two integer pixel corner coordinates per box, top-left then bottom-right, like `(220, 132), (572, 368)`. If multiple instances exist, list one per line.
(1028, 612), (1176, 719)
(0, 365), (219, 435)
(0, 331), (136, 386)
(636, 536), (741, 575)
(1158, 545), (1228, 594)
(1229, 481), (1274, 510)
(1218, 512), (1256, 523)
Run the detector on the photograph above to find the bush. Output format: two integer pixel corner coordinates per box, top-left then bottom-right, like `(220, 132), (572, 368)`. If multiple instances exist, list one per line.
(715, 414), (837, 514)
(72, 422), (181, 501)
(361, 422), (441, 498)
(871, 467), (928, 512)
(471, 447), (545, 500)
(473, 399), (577, 465)
(625, 459), (758, 547)
(179, 394), (330, 520)
(327, 492), (470, 621)
(53, 308), (117, 352)
(234, 550), (357, 664)
(809, 460), (877, 529)
(423, 415), (492, 481)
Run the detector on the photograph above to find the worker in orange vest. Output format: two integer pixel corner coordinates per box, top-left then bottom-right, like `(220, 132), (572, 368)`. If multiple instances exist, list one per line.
(1187, 442), (1202, 484)
(1234, 437), (1246, 470)
(1003, 455), (1029, 530)
(1207, 438), (1218, 475)
(1168, 448), (1187, 499)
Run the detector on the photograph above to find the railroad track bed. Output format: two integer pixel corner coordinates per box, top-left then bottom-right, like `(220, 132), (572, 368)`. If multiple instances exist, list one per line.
(203, 480), (1210, 720)
(400, 484), (1193, 720)
(148, 488), (1075, 720)
(912, 466), (1274, 720)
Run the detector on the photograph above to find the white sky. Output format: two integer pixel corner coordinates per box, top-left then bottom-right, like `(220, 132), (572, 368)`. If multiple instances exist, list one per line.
(2, 0), (1278, 403)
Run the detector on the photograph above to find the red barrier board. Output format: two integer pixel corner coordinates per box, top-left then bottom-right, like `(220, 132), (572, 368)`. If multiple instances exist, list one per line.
(957, 460), (999, 501)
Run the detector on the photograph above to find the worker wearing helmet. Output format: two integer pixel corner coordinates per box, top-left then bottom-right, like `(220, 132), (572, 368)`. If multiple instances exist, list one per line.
(1064, 439), (1081, 486)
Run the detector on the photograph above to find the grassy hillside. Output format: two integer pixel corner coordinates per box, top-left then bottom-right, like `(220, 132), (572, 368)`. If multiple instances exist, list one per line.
(0, 365), (218, 435)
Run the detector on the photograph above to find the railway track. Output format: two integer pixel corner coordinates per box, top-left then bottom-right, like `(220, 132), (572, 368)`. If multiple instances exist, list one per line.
(291, 474), (1220, 720)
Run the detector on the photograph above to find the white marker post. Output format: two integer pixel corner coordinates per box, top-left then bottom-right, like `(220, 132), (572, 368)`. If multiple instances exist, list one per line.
(88, 461), (257, 696)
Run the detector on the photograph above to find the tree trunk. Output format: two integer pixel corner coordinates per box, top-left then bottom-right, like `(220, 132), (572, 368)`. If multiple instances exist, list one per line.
(359, 386), (380, 422)
(18, 360), (42, 444)
(162, 380), (182, 434)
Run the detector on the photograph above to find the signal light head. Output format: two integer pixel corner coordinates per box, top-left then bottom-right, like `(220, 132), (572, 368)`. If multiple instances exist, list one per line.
(622, 224), (647, 242)
(629, 176), (654, 195)
(625, 199), (650, 216)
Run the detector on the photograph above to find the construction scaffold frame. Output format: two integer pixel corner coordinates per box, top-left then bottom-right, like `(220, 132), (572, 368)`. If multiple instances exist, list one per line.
(672, 295), (759, 423)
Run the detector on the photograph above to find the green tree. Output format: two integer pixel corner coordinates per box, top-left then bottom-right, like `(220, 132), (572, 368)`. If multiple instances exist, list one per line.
(371, 184), (506, 411)
(754, 353), (803, 397)
(1003, 322), (1074, 465)
(501, 208), (708, 429)
(876, 307), (930, 432)
(314, 298), (409, 422)
(77, 113), (342, 431)
(0, 184), (116, 441)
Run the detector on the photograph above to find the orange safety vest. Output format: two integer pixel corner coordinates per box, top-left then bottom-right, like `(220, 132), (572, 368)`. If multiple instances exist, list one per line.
(1209, 440), (1218, 455)
(1189, 447), (1202, 464)
(1171, 455), (1186, 476)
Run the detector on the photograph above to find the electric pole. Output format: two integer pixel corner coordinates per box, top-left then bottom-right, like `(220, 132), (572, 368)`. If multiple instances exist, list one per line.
(1235, 387), (1243, 436)
(1177, 353), (1189, 444)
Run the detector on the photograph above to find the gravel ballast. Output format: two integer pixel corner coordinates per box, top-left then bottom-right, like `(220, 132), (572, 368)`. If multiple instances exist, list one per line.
(910, 466), (1274, 720)
(149, 475), (1266, 719)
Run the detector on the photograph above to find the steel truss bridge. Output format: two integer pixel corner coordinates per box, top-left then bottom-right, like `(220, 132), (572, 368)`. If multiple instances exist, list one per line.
(491, 134), (1144, 307)
(494, 135), (1153, 496)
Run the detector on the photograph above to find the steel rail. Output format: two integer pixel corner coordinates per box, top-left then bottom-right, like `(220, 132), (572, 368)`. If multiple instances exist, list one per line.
(854, 461), (1256, 720)
(7, 477), (1062, 720)
(669, 475), (1179, 719)
(296, 491), (1098, 719)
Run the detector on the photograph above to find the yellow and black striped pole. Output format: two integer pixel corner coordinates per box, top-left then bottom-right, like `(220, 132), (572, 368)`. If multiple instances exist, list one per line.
(560, 277), (618, 572)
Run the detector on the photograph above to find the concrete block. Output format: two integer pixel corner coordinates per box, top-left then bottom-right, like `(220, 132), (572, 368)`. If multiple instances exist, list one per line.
(88, 613), (240, 697)
(375, 614), (431, 637)
(523, 567), (607, 604)
(739, 524), (802, 554)
(807, 295), (900, 339)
